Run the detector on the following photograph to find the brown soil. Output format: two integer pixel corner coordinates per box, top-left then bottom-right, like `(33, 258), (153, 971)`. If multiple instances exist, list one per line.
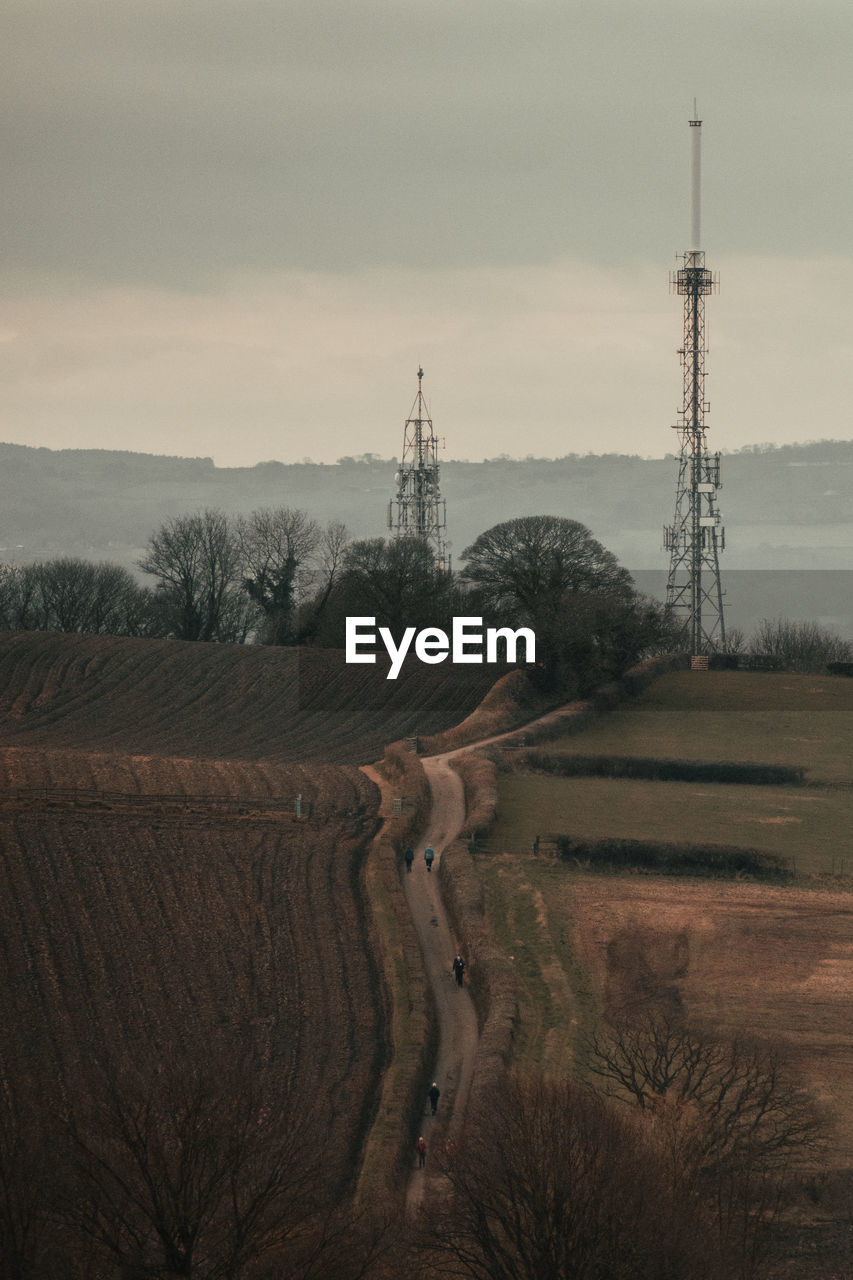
(0, 631), (499, 764)
(0, 766), (384, 1199)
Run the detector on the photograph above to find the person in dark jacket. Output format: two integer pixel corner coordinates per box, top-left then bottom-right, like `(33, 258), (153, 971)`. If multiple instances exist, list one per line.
(452, 954), (465, 987)
(404, 846), (414, 873)
(424, 845), (435, 872)
(428, 1081), (440, 1115)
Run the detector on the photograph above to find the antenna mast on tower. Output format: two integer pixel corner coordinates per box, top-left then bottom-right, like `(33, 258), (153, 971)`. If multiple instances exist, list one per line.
(663, 109), (726, 654)
(387, 367), (448, 570)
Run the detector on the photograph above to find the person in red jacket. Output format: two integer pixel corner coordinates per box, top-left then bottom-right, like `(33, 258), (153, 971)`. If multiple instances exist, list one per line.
(416, 1135), (427, 1168)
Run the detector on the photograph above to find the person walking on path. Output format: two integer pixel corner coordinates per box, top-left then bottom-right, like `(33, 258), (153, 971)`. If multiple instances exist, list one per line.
(404, 846), (414, 873)
(424, 845), (435, 872)
(416, 1135), (427, 1168)
(428, 1081), (440, 1115)
(452, 954), (466, 987)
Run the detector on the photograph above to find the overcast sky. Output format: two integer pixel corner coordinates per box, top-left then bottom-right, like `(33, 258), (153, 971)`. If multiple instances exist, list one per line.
(2, 0), (852, 466)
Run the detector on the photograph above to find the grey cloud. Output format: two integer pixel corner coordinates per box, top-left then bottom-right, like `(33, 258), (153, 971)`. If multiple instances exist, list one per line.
(1, 0), (852, 288)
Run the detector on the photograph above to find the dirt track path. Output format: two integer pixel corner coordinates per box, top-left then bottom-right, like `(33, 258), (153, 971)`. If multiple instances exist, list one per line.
(400, 704), (582, 1212)
(366, 702), (581, 1213)
(401, 752), (479, 1214)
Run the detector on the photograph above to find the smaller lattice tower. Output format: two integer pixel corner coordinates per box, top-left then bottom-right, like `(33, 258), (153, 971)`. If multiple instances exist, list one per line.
(387, 366), (448, 569)
(663, 109), (726, 654)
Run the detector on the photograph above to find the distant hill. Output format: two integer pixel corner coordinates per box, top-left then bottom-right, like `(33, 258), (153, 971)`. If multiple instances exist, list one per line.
(2, 438), (851, 637)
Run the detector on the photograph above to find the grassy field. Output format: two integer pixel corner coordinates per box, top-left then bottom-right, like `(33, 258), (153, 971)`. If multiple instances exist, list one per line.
(490, 669), (853, 877)
(492, 774), (852, 875)
(474, 668), (853, 1185)
(539, 669), (853, 785)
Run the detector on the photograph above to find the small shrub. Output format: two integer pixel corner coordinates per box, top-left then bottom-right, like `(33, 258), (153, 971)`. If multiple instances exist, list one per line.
(749, 618), (853, 673)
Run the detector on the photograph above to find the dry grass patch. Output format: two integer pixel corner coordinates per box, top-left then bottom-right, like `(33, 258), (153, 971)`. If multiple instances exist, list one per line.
(469, 855), (591, 1077)
(472, 854), (853, 1167)
(569, 875), (853, 1167)
(449, 751), (498, 841)
(419, 669), (552, 754)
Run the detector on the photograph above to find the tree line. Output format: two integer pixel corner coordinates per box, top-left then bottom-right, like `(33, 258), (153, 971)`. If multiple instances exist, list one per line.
(2, 506), (848, 688)
(0, 509), (681, 694)
(0, 509), (348, 647)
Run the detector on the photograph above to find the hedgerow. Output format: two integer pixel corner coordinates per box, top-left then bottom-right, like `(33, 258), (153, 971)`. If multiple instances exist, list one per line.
(555, 834), (792, 880)
(524, 752), (806, 787)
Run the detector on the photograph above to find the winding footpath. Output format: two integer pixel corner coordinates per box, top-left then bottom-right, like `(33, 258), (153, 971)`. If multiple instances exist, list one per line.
(401, 751), (479, 1214)
(368, 704), (583, 1213)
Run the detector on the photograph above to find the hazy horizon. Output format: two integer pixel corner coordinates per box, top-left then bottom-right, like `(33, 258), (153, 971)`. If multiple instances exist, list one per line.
(1, 434), (848, 470)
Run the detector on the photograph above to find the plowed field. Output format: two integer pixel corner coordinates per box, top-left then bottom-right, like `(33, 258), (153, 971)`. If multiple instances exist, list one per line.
(0, 630), (501, 1212)
(0, 762), (383, 1197)
(0, 631), (499, 763)
(0, 745), (337, 809)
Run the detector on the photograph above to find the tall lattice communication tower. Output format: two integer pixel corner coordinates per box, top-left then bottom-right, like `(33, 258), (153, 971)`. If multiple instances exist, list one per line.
(663, 110), (726, 655)
(387, 367), (448, 569)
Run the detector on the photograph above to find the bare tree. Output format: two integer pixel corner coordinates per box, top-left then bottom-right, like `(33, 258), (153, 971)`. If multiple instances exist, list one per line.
(0, 564), (46, 631)
(725, 626), (747, 655)
(37, 559), (154, 635)
(462, 515), (633, 612)
(0, 559), (163, 637)
(86, 563), (146, 635)
(312, 535), (457, 647)
(586, 1018), (824, 1278)
(587, 1017), (820, 1173)
(460, 516), (665, 687)
(138, 510), (248, 642)
(116, 580), (166, 638)
(62, 1056), (329, 1279)
(317, 519), (349, 590)
(236, 507), (320, 645)
(420, 1074), (723, 1280)
(295, 519), (349, 643)
(35, 558), (100, 632)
